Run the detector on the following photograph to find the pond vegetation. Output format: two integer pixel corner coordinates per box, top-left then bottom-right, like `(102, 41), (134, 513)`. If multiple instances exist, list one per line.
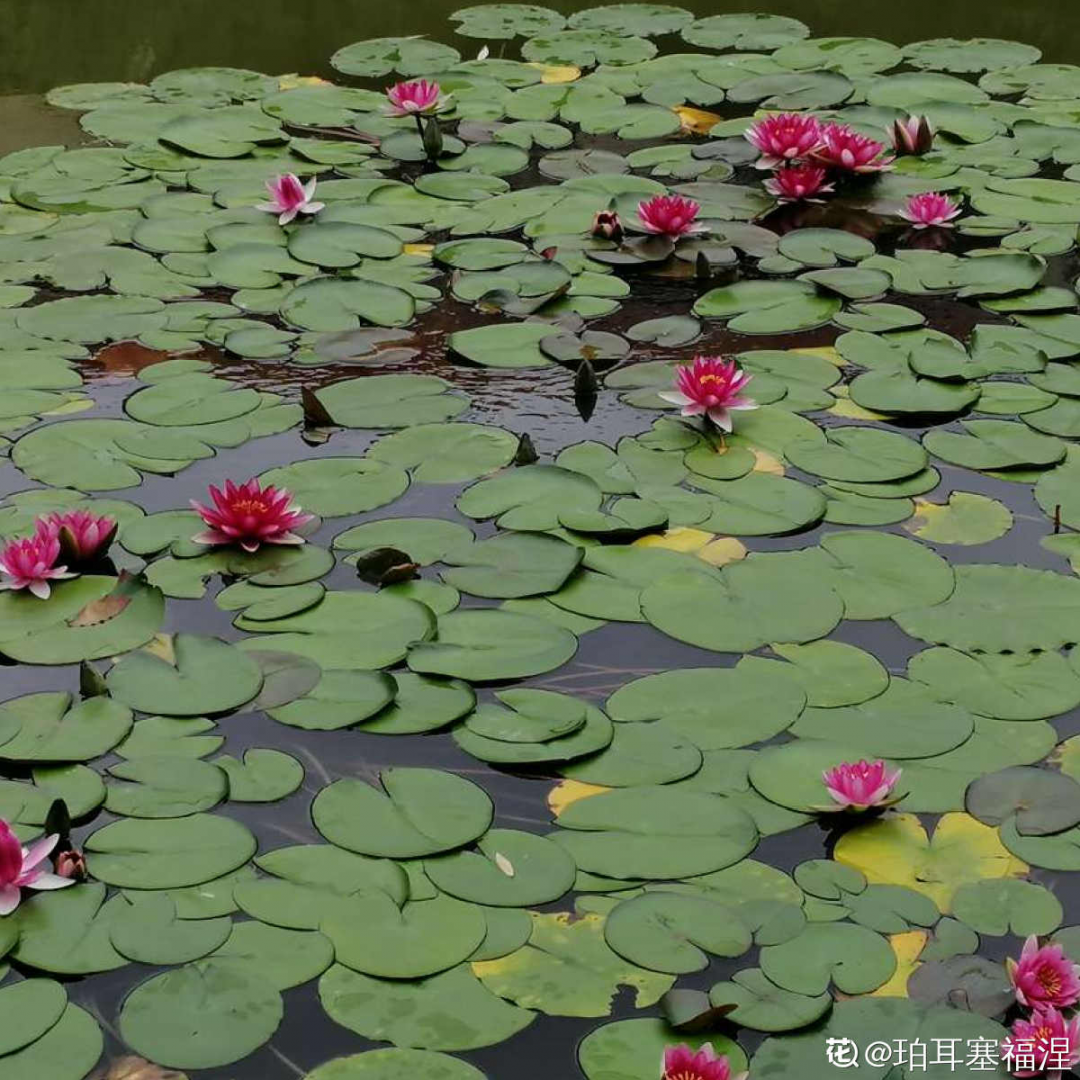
(0, 5), (1078, 1079)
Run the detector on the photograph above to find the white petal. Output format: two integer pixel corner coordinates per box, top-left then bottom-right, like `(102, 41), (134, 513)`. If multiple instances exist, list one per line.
(657, 390), (692, 407)
(26, 873), (75, 892)
(707, 408), (733, 432)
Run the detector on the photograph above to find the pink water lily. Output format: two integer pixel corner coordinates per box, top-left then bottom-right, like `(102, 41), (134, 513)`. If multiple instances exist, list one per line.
(813, 122), (894, 173)
(745, 112), (824, 169)
(1008, 936), (1080, 1010)
(0, 820), (74, 916)
(900, 191), (962, 229)
(764, 163), (834, 203)
(384, 79), (449, 117)
(663, 1043), (746, 1080)
(1002, 1005), (1080, 1078)
(45, 509), (117, 565)
(0, 523), (75, 600)
(637, 194), (704, 238)
(893, 115), (934, 156)
(256, 174), (324, 225)
(592, 209), (624, 242)
(191, 478), (314, 553)
(821, 759), (902, 811)
(659, 356), (757, 433)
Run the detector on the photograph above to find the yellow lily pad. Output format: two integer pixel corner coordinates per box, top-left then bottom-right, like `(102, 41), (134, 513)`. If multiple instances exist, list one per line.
(547, 779), (610, 816)
(633, 528), (747, 566)
(835, 812), (1028, 912)
(1053, 735), (1080, 782)
(674, 105), (724, 136)
(525, 62), (580, 84)
(752, 449), (785, 476)
(277, 74), (331, 89)
(870, 930), (928, 997)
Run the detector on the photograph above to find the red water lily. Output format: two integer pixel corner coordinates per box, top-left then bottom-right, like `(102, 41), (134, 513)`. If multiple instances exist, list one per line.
(256, 174), (324, 225)
(663, 1043), (744, 1080)
(0, 522), (75, 599)
(1008, 936), (1080, 1010)
(1002, 1005), (1080, 1078)
(384, 79), (449, 117)
(899, 191), (962, 229)
(636, 194), (703, 238)
(764, 163), (834, 203)
(0, 819), (73, 915)
(745, 112), (824, 169)
(46, 509), (117, 565)
(821, 759), (902, 811)
(659, 356), (757, 433)
(191, 478), (314, 553)
(813, 122), (893, 173)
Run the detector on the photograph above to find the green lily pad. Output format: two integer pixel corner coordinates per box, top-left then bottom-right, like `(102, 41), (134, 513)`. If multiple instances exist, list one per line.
(708, 967), (831, 1032)
(109, 893), (232, 964)
(322, 894), (487, 978)
(86, 813), (257, 888)
(896, 563), (1080, 651)
(578, 1018), (746, 1080)
(259, 458), (409, 516)
(105, 754), (227, 817)
(119, 960), (283, 1069)
(408, 610), (577, 681)
(315, 374), (467, 428)
(370, 423), (519, 483)
(106, 633), (263, 716)
(424, 829), (576, 907)
(553, 786), (758, 880)
(313, 768), (492, 858)
(210, 921), (334, 990)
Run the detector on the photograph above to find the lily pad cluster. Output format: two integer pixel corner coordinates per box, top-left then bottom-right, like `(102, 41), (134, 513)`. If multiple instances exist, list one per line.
(0, 5), (1077, 1080)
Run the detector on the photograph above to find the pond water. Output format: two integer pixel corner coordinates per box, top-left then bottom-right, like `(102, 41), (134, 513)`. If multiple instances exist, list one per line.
(0, 4), (1079, 1080)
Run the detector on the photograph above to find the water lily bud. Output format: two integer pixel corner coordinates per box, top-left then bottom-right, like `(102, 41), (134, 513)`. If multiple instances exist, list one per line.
(55, 848), (88, 881)
(591, 209), (624, 243)
(422, 116), (444, 161)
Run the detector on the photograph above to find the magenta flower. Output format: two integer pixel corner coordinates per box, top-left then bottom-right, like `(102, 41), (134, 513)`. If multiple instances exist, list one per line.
(256, 174), (324, 225)
(821, 759), (902, 811)
(0, 523), (75, 600)
(658, 356), (757, 433)
(45, 509), (117, 565)
(383, 79), (449, 117)
(591, 209), (624, 242)
(0, 820), (74, 916)
(813, 123), (894, 173)
(745, 112), (824, 169)
(191, 478), (314, 554)
(899, 191), (962, 229)
(764, 164), (834, 203)
(1008, 936), (1080, 1010)
(636, 194), (704, 238)
(1002, 1006), (1080, 1079)
(662, 1044), (745, 1080)
(893, 115), (934, 156)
